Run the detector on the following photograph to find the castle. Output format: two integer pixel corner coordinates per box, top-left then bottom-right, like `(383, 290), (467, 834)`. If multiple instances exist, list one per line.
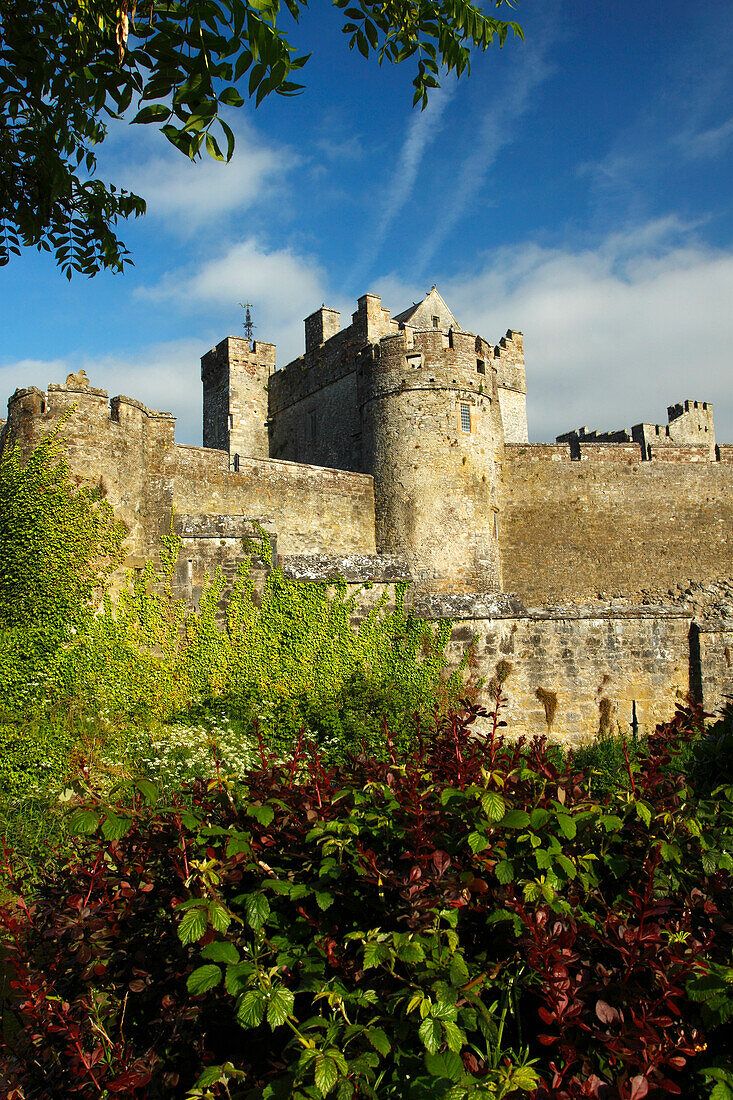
(3, 286), (733, 743)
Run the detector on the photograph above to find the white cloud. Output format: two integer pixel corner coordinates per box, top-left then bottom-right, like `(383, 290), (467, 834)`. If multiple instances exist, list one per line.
(1, 340), (205, 445)
(103, 118), (294, 229)
(438, 225), (733, 443)
(138, 237), (332, 365)
(676, 116), (733, 160)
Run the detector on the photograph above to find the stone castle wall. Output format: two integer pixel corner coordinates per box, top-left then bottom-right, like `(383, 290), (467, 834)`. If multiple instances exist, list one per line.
(3, 382), (376, 581)
(4, 284), (733, 743)
(417, 593), (694, 745)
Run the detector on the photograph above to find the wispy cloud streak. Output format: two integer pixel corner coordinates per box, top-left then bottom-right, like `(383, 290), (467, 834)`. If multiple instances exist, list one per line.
(350, 81), (456, 284)
(413, 40), (554, 275)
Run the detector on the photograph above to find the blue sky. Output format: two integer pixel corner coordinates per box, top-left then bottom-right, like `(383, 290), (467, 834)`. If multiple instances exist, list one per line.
(2, 0), (732, 445)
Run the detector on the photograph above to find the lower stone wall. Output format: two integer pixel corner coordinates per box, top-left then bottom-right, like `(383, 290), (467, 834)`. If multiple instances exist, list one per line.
(415, 594), (695, 746)
(696, 619), (733, 714)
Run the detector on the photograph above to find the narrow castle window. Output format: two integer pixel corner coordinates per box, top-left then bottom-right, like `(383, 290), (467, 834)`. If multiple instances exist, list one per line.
(308, 410), (317, 443)
(460, 403), (471, 433)
(432, 315), (440, 328)
(493, 513), (499, 540)
(228, 413), (234, 430)
(231, 453), (240, 472)
(477, 359), (485, 374)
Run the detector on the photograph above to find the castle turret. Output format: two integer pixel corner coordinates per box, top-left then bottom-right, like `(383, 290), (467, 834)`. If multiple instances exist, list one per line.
(491, 330), (528, 444)
(201, 337), (275, 462)
(359, 325), (502, 592)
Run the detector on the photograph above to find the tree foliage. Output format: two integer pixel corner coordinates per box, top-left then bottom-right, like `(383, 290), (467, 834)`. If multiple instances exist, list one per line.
(0, 0), (523, 277)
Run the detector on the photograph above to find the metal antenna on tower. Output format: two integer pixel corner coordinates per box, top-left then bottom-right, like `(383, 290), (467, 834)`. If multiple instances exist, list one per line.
(239, 301), (255, 341)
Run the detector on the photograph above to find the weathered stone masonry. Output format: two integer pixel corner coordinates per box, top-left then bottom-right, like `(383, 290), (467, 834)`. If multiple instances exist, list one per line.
(3, 285), (732, 745)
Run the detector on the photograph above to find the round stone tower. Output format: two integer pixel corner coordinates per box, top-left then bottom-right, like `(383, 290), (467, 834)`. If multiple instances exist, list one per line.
(358, 325), (502, 592)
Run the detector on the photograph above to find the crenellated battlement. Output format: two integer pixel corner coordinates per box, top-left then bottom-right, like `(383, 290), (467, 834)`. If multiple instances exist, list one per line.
(560, 399), (717, 461)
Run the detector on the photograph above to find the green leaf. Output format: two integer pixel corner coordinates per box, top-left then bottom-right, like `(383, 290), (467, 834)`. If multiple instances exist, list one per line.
(136, 779), (159, 805)
(205, 131), (226, 161)
(481, 790), (506, 822)
(67, 808), (100, 835)
(314, 1053), (339, 1096)
(187, 964), (222, 995)
(237, 989), (267, 1027)
(195, 1065), (227, 1088)
(556, 813), (576, 839)
(363, 942), (390, 969)
(315, 890), (334, 910)
(209, 900), (232, 932)
(132, 103), (172, 124)
(266, 986), (295, 1028)
(245, 892), (270, 929)
(449, 954), (470, 987)
(556, 852), (576, 879)
(102, 812), (135, 840)
(468, 830), (489, 853)
(247, 802), (275, 826)
(635, 800), (653, 827)
(225, 960), (252, 995)
(495, 860), (514, 883)
(419, 1016), (442, 1054)
(366, 1027), (391, 1056)
(202, 941), (240, 965)
(178, 906), (208, 944)
(424, 1049), (465, 1081)
(397, 941), (425, 963)
(443, 1020), (464, 1052)
(500, 809), (530, 829)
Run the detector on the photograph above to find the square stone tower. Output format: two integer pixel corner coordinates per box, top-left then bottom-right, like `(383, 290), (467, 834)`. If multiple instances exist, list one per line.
(201, 336), (275, 462)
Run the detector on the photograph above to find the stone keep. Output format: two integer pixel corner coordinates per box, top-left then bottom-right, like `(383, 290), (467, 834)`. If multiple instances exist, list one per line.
(3, 285), (733, 745)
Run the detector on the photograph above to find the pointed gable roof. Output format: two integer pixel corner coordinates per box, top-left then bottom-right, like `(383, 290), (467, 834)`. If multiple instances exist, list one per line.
(392, 286), (459, 332)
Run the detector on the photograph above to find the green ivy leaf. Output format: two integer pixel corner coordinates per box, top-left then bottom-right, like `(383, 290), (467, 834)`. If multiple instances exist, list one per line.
(187, 964), (222, 995)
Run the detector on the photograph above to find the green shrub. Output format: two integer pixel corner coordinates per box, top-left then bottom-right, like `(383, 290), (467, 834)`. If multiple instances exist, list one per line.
(0, 426), (125, 630)
(3, 706), (733, 1098)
